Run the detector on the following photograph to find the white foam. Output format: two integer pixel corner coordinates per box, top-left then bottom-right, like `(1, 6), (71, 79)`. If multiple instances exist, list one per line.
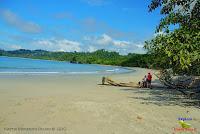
(106, 70), (115, 72)
(0, 71), (101, 75)
(68, 71), (98, 74)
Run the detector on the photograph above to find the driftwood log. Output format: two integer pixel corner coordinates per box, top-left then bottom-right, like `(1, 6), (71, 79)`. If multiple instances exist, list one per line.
(102, 77), (139, 88)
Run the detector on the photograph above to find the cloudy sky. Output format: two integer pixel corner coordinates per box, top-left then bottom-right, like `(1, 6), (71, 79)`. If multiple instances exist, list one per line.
(0, 0), (161, 55)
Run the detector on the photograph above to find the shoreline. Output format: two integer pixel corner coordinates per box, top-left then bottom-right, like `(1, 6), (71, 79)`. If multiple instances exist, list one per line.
(0, 56), (135, 76)
(0, 67), (199, 134)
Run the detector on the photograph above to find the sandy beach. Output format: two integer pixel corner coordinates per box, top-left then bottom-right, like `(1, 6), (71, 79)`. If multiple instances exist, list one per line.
(0, 68), (199, 134)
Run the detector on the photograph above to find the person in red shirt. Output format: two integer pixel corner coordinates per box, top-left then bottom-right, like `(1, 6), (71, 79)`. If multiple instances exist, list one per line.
(147, 72), (152, 88)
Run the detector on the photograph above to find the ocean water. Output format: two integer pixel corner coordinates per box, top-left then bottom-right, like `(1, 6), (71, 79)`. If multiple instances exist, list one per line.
(0, 56), (132, 75)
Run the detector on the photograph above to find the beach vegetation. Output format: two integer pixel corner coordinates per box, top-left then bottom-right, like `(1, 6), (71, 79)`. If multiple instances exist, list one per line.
(145, 0), (200, 76)
(144, 0), (200, 95)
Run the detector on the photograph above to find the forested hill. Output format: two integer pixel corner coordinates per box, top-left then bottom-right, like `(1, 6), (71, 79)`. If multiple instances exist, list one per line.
(0, 49), (154, 68)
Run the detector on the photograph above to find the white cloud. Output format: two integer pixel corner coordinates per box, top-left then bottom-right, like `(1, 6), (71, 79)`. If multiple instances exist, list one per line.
(10, 44), (22, 50)
(34, 39), (81, 52)
(88, 46), (97, 52)
(84, 34), (130, 47)
(113, 40), (130, 47)
(0, 42), (23, 50)
(37, 40), (52, 46)
(119, 42), (145, 55)
(96, 34), (113, 45)
(0, 9), (42, 33)
(136, 44), (144, 48)
(84, 34), (146, 54)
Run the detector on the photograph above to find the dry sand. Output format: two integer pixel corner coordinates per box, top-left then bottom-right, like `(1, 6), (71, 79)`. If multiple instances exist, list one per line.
(0, 68), (199, 134)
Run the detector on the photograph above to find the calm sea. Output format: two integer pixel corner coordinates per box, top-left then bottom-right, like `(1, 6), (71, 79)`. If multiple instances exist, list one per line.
(0, 56), (132, 75)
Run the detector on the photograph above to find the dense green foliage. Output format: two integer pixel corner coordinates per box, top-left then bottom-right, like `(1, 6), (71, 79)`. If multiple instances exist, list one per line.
(148, 0), (200, 32)
(0, 49), (153, 68)
(145, 0), (200, 75)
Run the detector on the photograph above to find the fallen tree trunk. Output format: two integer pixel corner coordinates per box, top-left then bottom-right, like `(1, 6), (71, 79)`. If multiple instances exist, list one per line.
(102, 77), (139, 87)
(154, 70), (200, 96)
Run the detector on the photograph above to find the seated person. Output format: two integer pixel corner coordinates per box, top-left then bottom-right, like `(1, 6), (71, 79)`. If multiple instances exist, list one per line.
(138, 81), (142, 88)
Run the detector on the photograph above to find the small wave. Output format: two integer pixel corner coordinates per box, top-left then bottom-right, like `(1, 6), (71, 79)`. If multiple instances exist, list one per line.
(0, 70), (121, 75)
(0, 71), (100, 75)
(106, 69), (115, 72)
(68, 71), (98, 74)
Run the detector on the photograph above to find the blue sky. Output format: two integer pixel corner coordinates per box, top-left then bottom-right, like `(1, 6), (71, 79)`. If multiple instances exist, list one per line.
(0, 0), (161, 54)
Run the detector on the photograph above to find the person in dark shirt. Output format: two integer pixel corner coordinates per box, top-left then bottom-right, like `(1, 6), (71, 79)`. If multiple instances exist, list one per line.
(147, 72), (152, 89)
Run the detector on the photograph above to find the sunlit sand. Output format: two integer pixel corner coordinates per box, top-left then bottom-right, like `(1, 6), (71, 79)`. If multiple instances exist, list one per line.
(0, 68), (199, 134)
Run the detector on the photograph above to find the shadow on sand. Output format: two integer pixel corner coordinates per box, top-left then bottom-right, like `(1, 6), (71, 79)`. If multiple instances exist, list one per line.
(120, 79), (200, 108)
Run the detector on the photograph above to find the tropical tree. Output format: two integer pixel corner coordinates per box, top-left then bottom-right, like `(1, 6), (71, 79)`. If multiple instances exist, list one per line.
(145, 0), (200, 76)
